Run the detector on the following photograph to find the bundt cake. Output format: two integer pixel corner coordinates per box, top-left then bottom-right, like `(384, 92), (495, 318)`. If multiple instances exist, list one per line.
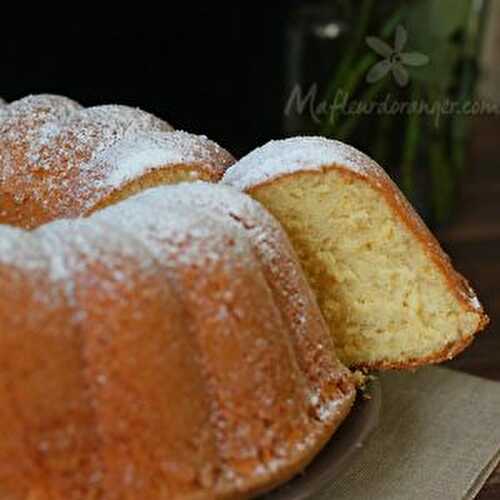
(0, 181), (355, 499)
(0, 92), (487, 496)
(222, 137), (489, 369)
(0, 94), (234, 229)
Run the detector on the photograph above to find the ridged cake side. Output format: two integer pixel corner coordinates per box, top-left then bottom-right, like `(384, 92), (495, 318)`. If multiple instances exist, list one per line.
(93, 183), (356, 498)
(0, 182), (355, 499)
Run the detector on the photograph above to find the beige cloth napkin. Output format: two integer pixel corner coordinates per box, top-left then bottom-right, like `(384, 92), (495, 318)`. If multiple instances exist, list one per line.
(319, 367), (500, 500)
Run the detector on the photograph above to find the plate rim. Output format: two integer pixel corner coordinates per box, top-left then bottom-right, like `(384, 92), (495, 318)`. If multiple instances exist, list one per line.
(261, 378), (382, 500)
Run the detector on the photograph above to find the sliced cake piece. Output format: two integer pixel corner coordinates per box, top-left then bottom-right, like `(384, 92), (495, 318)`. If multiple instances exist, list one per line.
(222, 136), (489, 369)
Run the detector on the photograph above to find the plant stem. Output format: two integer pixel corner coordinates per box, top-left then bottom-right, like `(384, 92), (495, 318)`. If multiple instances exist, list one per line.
(401, 84), (421, 199)
(335, 77), (388, 141)
(429, 136), (455, 225)
(426, 81), (456, 225)
(374, 113), (393, 166)
(323, 0), (375, 103)
(320, 5), (406, 137)
(321, 55), (375, 135)
(451, 0), (483, 176)
(450, 65), (473, 176)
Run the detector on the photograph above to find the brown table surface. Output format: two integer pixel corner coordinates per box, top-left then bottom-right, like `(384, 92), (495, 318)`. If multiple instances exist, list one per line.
(437, 118), (500, 499)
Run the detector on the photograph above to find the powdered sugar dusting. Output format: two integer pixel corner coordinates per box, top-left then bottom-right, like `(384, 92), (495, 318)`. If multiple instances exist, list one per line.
(0, 95), (189, 227)
(469, 294), (482, 310)
(0, 225), (65, 309)
(0, 226), (45, 271)
(0, 95), (82, 177)
(24, 103), (173, 212)
(92, 130), (234, 191)
(222, 136), (381, 191)
(91, 183), (249, 269)
(35, 218), (160, 298)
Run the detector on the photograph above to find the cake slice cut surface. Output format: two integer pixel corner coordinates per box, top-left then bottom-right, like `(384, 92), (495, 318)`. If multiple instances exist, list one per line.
(222, 137), (489, 369)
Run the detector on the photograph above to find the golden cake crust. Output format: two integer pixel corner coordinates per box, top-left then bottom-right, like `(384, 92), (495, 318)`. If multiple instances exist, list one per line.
(92, 183), (356, 497)
(0, 182), (355, 499)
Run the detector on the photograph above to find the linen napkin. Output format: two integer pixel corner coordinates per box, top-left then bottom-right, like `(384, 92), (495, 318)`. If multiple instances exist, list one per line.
(319, 366), (500, 500)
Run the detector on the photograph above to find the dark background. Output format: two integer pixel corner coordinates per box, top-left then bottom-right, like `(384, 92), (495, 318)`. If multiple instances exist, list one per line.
(0, 8), (298, 157)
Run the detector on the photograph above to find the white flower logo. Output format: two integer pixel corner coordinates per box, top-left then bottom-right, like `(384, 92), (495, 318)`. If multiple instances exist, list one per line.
(366, 25), (429, 87)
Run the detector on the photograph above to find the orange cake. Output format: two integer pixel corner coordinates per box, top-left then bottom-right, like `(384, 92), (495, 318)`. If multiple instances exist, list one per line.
(1, 92), (487, 497)
(0, 94), (234, 229)
(0, 181), (355, 499)
(222, 137), (489, 369)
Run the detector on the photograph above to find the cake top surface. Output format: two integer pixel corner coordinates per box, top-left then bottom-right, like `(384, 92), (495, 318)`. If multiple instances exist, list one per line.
(0, 94), (173, 181)
(94, 131), (235, 190)
(128, 182), (287, 271)
(0, 226), (45, 271)
(154, 182), (295, 280)
(0, 95), (233, 224)
(222, 136), (384, 191)
(20, 105), (172, 176)
(1, 184), (248, 306)
(92, 182), (251, 266)
(36, 218), (160, 290)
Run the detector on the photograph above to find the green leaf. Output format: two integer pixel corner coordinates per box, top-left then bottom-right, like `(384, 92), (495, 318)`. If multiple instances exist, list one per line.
(393, 63), (410, 87)
(366, 60), (392, 83)
(395, 25), (408, 52)
(401, 52), (430, 66)
(366, 36), (393, 57)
